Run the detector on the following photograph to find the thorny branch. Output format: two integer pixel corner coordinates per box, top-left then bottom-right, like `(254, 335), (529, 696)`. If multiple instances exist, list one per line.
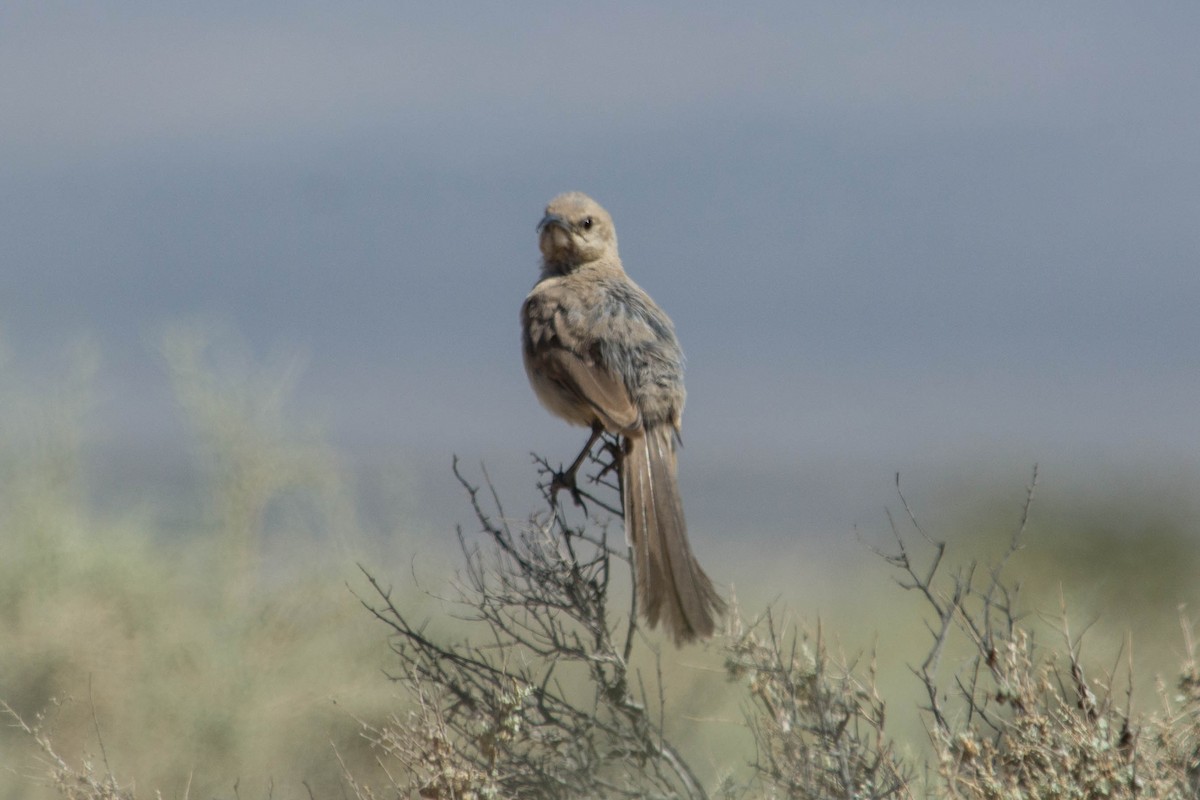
(871, 465), (1200, 799)
(532, 430), (625, 519)
(868, 466), (1039, 734)
(351, 453), (707, 799)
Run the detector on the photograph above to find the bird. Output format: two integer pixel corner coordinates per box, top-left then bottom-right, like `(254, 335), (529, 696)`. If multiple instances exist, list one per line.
(520, 191), (724, 644)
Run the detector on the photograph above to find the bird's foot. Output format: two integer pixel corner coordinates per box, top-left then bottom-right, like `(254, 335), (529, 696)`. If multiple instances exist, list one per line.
(594, 436), (623, 483)
(549, 465), (588, 512)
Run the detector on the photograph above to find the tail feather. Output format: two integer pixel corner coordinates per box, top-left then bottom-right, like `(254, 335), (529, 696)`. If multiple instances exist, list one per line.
(622, 426), (725, 644)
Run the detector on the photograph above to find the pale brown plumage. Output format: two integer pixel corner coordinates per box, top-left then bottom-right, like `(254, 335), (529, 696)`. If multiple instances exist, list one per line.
(520, 191), (724, 644)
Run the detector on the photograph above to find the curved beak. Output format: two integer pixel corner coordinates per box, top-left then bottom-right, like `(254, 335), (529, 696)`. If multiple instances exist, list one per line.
(536, 213), (568, 234)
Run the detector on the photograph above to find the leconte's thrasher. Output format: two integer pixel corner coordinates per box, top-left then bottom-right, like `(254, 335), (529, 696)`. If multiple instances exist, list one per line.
(520, 191), (725, 645)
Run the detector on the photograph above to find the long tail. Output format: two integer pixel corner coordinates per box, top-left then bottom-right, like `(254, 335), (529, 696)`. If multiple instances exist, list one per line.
(622, 425), (725, 644)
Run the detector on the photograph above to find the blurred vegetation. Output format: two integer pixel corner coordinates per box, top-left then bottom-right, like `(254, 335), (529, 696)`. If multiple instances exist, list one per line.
(0, 329), (400, 799)
(2, 330), (1200, 798)
(929, 474), (1200, 702)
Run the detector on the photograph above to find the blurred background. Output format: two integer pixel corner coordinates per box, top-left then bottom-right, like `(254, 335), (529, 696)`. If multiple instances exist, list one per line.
(3, 2), (1199, 797)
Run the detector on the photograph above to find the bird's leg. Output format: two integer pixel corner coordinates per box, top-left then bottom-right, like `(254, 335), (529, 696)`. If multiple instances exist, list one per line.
(593, 433), (624, 486)
(550, 422), (603, 508)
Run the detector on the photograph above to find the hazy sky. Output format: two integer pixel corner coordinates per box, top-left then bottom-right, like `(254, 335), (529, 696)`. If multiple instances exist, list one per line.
(4, 3), (1200, 537)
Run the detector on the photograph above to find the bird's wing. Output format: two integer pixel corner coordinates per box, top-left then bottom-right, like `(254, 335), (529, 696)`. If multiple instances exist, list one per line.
(537, 347), (641, 434)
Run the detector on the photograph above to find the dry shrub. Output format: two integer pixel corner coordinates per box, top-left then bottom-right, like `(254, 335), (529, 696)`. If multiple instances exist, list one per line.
(9, 414), (1200, 799)
(350, 454), (708, 799)
(880, 467), (1200, 800)
(725, 612), (911, 799)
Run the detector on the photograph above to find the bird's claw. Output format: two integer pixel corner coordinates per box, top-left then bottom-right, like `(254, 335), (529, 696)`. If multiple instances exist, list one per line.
(549, 467), (588, 512)
(594, 438), (623, 482)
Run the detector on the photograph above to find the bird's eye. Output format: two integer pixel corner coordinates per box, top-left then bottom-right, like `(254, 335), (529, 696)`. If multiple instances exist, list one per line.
(581, 217), (594, 230)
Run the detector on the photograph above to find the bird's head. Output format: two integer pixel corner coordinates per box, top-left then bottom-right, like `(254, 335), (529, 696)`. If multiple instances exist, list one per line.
(537, 192), (618, 272)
